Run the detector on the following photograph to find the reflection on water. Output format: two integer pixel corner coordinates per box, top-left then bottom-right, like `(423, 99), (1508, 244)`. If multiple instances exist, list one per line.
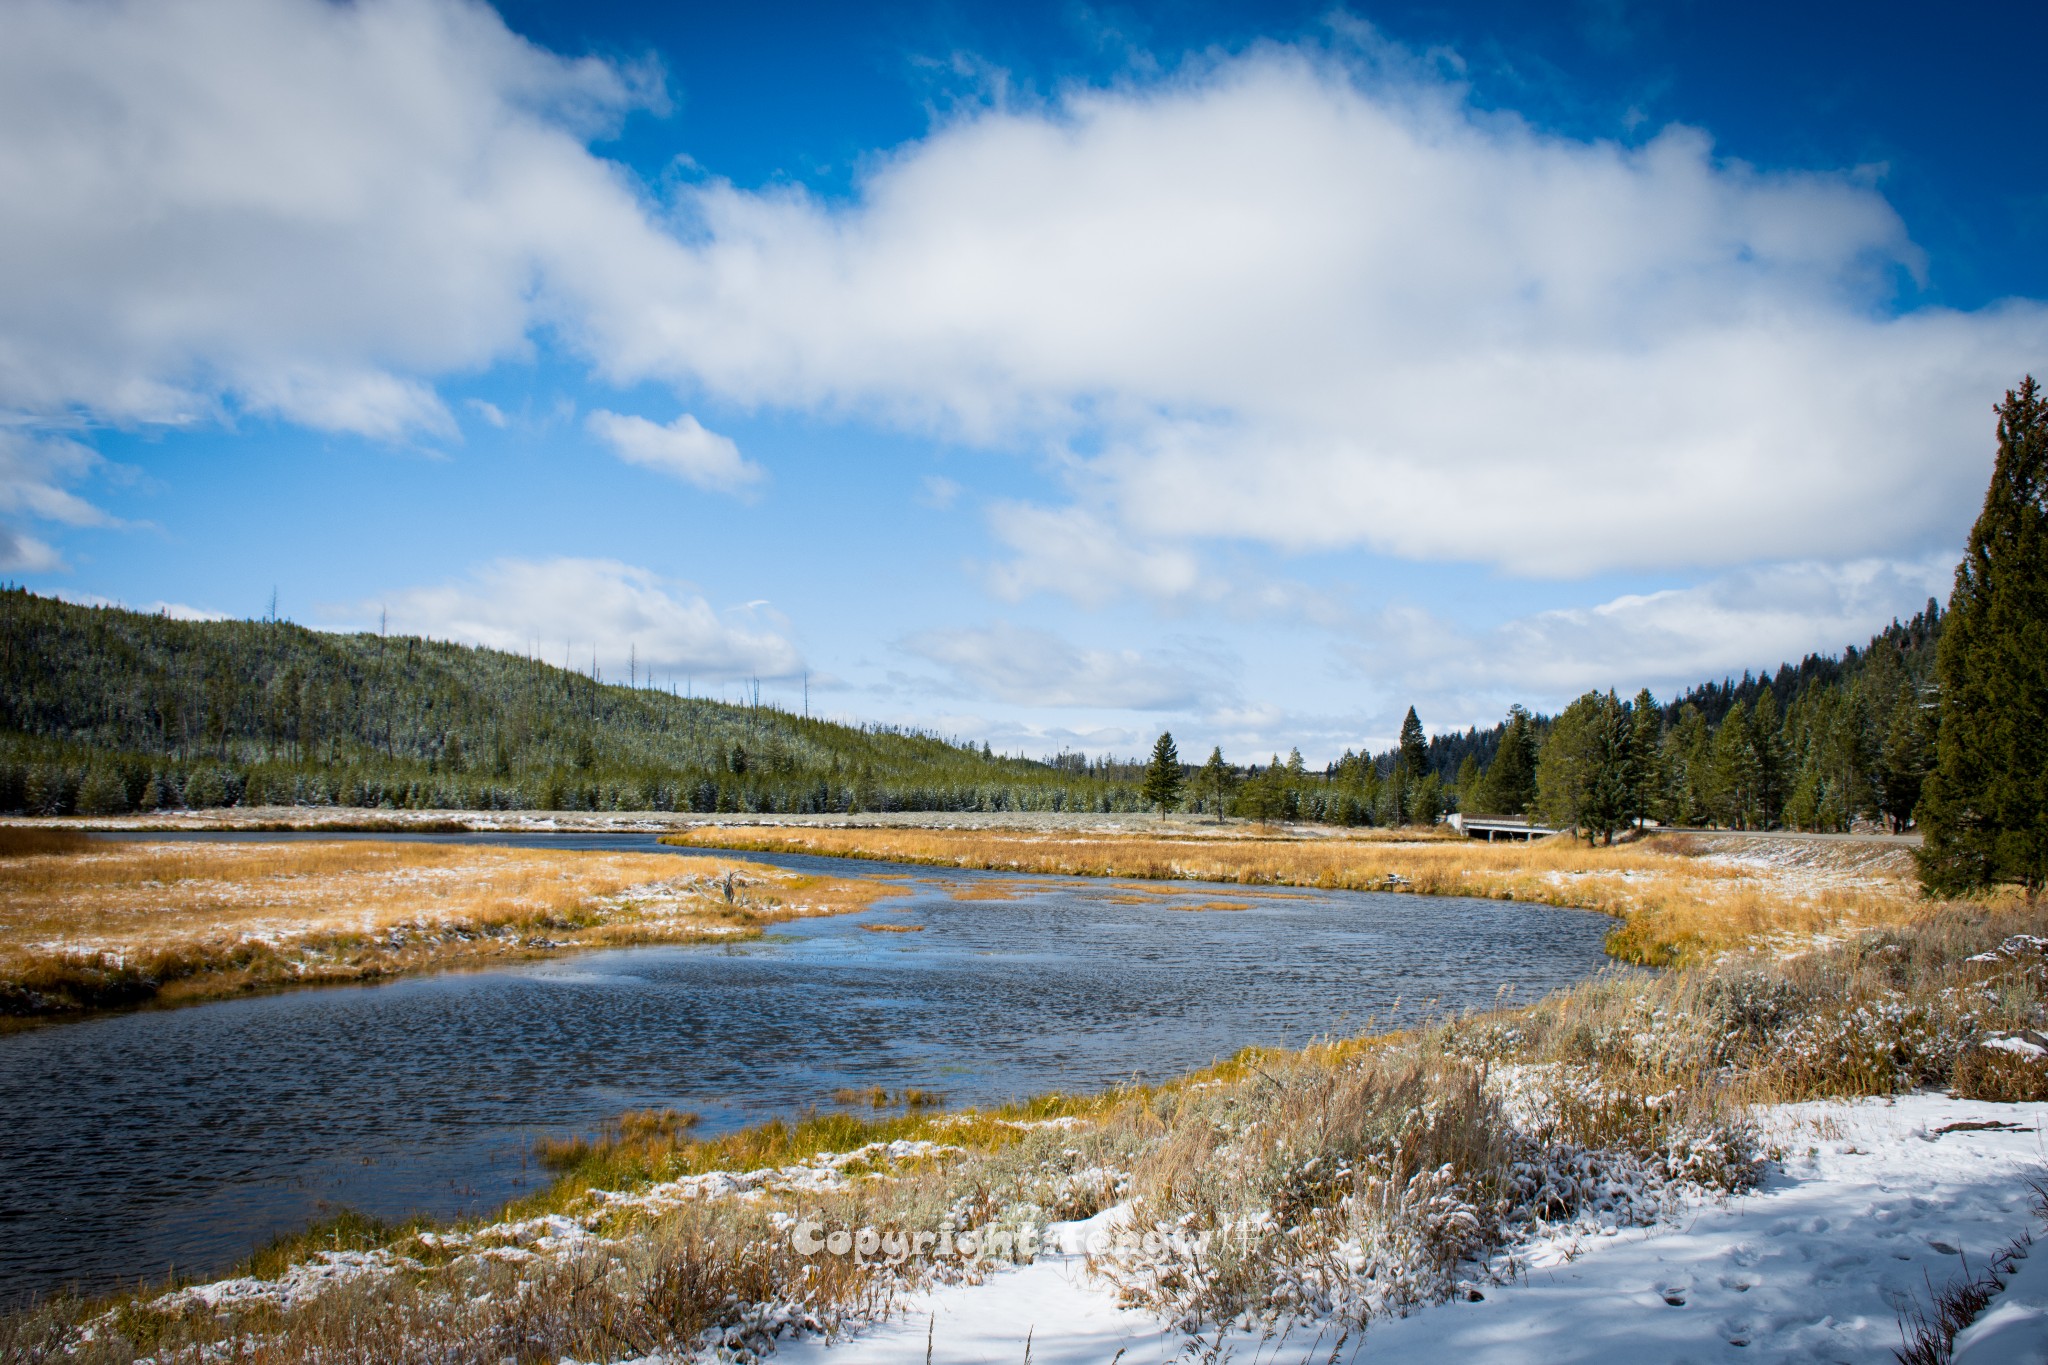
(0, 838), (1613, 1300)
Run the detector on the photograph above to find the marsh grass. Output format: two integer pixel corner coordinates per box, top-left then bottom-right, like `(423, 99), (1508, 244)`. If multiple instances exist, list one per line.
(0, 840), (885, 1020)
(667, 826), (1932, 966)
(0, 828), (93, 859)
(18, 891), (2048, 1361)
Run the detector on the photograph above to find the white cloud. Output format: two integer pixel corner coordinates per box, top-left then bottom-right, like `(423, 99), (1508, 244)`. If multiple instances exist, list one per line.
(55, 591), (228, 621)
(355, 557), (802, 681)
(1358, 553), (1958, 730)
(0, 431), (118, 570)
(610, 42), (2043, 578)
(0, 0), (665, 437)
(0, 526), (60, 573)
(0, 3), (2036, 583)
(901, 622), (1233, 709)
(585, 410), (761, 492)
(984, 503), (1203, 605)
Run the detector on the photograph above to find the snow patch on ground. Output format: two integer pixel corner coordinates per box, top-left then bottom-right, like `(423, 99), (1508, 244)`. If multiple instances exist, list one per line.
(777, 1093), (2046, 1365)
(1954, 1230), (2048, 1365)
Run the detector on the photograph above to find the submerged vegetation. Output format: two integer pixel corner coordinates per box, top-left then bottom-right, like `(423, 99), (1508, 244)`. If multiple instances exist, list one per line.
(9, 859), (2042, 1362)
(0, 832), (882, 1020)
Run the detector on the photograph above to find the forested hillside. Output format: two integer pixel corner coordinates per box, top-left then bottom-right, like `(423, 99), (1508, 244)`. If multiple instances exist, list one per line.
(0, 589), (1145, 816)
(1204, 599), (1941, 835)
(0, 587), (1944, 832)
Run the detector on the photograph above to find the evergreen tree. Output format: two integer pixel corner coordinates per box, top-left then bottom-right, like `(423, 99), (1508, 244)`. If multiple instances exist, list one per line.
(1750, 688), (1785, 828)
(1628, 688), (1663, 827)
(1374, 765), (1407, 827)
(1397, 707), (1429, 777)
(1480, 706), (1538, 815)
(76, 764), (129, 816)
(1412, 771), (1445, 825)
(1197, 746), (1232, 822)
(1710, 701), (1761, 829)
(1142, 731), (1185, 814)
(1454, 753), (1482, 810)
(1875, 695), (1931, 833)
(1663, 704), (1712, 825)
(1919, 378), (2048, 894)
(1537, 691), (1631, 843)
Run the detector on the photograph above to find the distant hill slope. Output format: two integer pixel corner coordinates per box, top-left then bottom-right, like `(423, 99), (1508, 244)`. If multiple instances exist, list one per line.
(0, 587), (1950, 831)
(0, 589), (1139, 816)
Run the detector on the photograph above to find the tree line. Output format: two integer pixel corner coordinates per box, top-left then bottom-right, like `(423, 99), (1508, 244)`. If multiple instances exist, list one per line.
(0, 592), (1157, 817)
(5, 379), (2043, 899)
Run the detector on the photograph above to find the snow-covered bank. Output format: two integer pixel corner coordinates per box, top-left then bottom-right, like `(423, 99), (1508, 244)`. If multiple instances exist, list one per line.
(783, 1094), (2045, 1365)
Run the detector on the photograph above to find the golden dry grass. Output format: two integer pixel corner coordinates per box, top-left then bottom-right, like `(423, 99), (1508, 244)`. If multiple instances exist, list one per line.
(0, 838), (885, 1020)
(665, 825), (1934, 964)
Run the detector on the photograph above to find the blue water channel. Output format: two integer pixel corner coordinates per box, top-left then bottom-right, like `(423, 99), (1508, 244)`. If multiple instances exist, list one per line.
(0, 833), (1615, 1301)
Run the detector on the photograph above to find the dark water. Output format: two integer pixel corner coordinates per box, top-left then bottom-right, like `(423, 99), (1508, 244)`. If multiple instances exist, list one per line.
(0, 834), (1614, 1301)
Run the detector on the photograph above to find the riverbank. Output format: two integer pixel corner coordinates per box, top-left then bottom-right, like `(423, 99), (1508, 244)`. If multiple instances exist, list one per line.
(0, 830), (884, 1022)
(773, 1091), (2048, 1365)
(662, 825), (1927, 966)
(0, 806), (1416, 837)
(12, 877), (2044, 1363)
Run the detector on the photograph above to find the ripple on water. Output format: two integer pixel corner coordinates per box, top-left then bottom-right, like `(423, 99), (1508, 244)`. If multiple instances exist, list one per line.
(0, 852), (1611, 1301)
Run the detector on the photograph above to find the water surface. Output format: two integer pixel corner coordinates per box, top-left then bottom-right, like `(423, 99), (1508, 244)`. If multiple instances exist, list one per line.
(0, 834), (1613, 1301)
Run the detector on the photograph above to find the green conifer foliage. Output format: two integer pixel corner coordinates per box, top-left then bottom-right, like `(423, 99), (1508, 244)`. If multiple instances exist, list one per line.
(1537, 691), (1631, 843)
(1479, 706), (1538, 815)
(1918, 378), (2048, 894)
(1197, 746), (1232, 822)
(1397, 707), (1429, 777)
(1628, 688), (1663, 827)
(1142, 731), (1185, 814)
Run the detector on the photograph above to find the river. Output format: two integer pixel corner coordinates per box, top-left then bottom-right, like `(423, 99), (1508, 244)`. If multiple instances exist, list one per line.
(0, 833), (1615, 1301)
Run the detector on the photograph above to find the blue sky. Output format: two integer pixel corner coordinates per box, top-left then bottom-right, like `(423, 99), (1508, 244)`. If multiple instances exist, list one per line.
(3, 0), (2044, 762)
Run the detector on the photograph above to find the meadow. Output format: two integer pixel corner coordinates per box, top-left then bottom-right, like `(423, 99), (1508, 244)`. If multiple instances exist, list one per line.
(5, 873), (2040, 1361)
(663, 824), (1929, 966)
(2, 823), (2038, 1363)
(0, 830), (883, 1021)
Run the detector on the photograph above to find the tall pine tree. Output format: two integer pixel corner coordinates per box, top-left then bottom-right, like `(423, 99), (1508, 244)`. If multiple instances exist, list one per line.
(1142, 731), (1185, 815)
(1397, 707), (1429, 776)
(1918, 378), (2048, 894)
(1480, 706), (1538, 815)
(1197, 746), (1231, 822)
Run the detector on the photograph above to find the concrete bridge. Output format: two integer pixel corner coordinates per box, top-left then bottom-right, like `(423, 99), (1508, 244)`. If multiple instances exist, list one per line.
(1444, 813), (1561, 842)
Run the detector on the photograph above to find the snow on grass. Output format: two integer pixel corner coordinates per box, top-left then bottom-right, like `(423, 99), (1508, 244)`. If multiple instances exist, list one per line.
(774, 1093), (2047, 1365)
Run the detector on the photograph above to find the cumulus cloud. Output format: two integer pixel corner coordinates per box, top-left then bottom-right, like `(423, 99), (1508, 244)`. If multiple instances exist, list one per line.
(585, 411), (761, 492)
(618, 44), (2043, 577)
(1360, 553), (1959, 730)
(358, 557), (802, 681)
(1, 2), (2039, 581)
(901, 622), (1233, 709)
(0, 0), (665, 437)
